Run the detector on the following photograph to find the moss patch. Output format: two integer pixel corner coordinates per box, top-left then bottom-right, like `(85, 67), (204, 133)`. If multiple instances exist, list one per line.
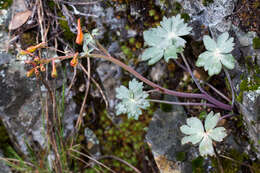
(0, 0), (12, 9)
(253, 37), (260, 49)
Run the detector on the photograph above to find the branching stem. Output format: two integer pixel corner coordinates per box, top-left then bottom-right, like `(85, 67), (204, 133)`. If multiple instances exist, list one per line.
(148, 99), (217, 108)
(88, 53), (232, 111)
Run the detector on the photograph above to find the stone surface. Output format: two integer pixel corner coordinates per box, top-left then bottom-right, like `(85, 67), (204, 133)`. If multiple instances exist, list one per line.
(146, 96), (195, 173)
(0, 7), (78, 156)
(84, 127), (100, 157)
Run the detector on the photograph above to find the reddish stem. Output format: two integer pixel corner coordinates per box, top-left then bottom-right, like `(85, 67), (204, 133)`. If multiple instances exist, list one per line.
(89, 54), (232, 111)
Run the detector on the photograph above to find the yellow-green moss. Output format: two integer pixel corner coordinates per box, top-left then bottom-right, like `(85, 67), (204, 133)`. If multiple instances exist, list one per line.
(0, 0), (12, 9)
(253, 37), (260, 49)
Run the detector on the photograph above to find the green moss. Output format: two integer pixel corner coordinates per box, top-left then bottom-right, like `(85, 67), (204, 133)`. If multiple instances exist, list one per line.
(87, 109), (154, 172)
(121, 45), (133, 58)
(160, 103), (173, 112)
(181, 13), (190, 22)
(199, 111), (207, 120)
(129, 37), (135, 45)
(253, 37), (260, 49)
(236, 61), (260, 102)
(0, 0), (12, 9)
(202, 0), (214, 6)
(149, 9), (156, 17)
(58, 16), (75, 42)
(192, 156), (205, 173)
(0, 121), (9, 148)
(176, 152), (186, 161)
(20, 32), (37, 49)
(211, 149), (250, 173)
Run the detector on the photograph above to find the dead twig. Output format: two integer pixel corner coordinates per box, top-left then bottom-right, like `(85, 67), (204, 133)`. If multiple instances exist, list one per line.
(76, 58), (91, 129)
(219, 154), (256, 173)
(97, 155), (142, 173)
(69, 147), (116, 173)
(79, 63), (108, 108)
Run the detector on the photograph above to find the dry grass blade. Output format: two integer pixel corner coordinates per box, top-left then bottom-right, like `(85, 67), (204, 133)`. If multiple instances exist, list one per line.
(66, 66), (77, 96)
(76, 58), (91, 129)
(79, 63), (108, 108)
(69, 148), (116, 173)
(219, 154), (256, 173)
(97, 155), (142, 173)
(0, 157), (35, 167)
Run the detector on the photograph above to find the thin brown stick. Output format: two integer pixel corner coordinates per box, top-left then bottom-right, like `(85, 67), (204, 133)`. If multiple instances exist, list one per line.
(79, 63), (108, 108)
(76, 59), (91, 129)
(66, 66), (77, 96)
(219, 154), (256, 173)
(97, 155), (142, 173)
(69, 148), (116, 173)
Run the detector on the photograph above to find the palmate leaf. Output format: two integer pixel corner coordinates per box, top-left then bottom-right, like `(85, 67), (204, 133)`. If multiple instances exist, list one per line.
(196, 32), (235, 76)
(115, 79), (150, 120)
(142, 15), (192, 65)
(180, 111), (227, 157)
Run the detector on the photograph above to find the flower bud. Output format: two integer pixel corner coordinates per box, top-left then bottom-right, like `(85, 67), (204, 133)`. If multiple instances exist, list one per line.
(76, 18), (83, 45)
(34, 68), (40, 76)
(70, 52), (79, 67)
(26, 68), (35, 77)
(51, 60), (57, 78)
(40, 64), (45, 72)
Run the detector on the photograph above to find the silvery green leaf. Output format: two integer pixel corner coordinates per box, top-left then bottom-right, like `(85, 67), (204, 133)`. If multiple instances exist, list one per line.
(142, 15), (192, 65)
(143, 28), (166, 47)
(180, 112), (227, 157)
(181, 133), (204, 145)
(180, 117), (204, 145)
(91, 28), (100, 36)
(164, 45), (180, 62)
(196, 33), (235, 76)
(199, 135), (214, 156)
(203, 35), (217, 51)
(208, 127), (227, 142)
(217, 32), (234, 53)
(205, 111), (219, 132)
(115, 79), (150, 119)
(116, 86), (130, 99)
(220, 54), (235, 69)
(141, 47), (164, 65)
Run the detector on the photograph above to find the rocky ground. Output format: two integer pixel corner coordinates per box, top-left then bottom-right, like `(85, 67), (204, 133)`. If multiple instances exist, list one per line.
(0, 0), (259, 172)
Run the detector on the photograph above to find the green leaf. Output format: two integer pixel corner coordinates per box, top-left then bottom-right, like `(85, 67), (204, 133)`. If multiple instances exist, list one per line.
(115, 79), (150, 119)
(196, 32), (235, 76)
(199, 135), (214, 156)
(217, 32), (234, 53)
(180, 112), (227, 157)
(208, 127), (227, 142)
(203, 35), (217, 51)
(204, 111), (219, 131)
(164, 45), (180, 62)
(142, 15), (192, 65)
(221, 54), (235, 69)
(141, 47), (164, 65)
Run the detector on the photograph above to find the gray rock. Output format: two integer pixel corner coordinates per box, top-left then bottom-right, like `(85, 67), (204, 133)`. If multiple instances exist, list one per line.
(238, 91), (260, 158)
(84, 127), (100, 157)
(0, 8), (78, 156)
(146, 96), (195, 173)
(150, 61), (166, 82)
(96, 61), (122, 115)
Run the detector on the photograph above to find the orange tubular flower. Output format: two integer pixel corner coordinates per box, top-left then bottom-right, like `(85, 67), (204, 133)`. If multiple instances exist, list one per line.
(26, 68), (35, 77)
(76, 18), (83, 45)
(20, 42), (46, 55)
(51, 60), (57, 78)
(70, 52), (79, 67)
